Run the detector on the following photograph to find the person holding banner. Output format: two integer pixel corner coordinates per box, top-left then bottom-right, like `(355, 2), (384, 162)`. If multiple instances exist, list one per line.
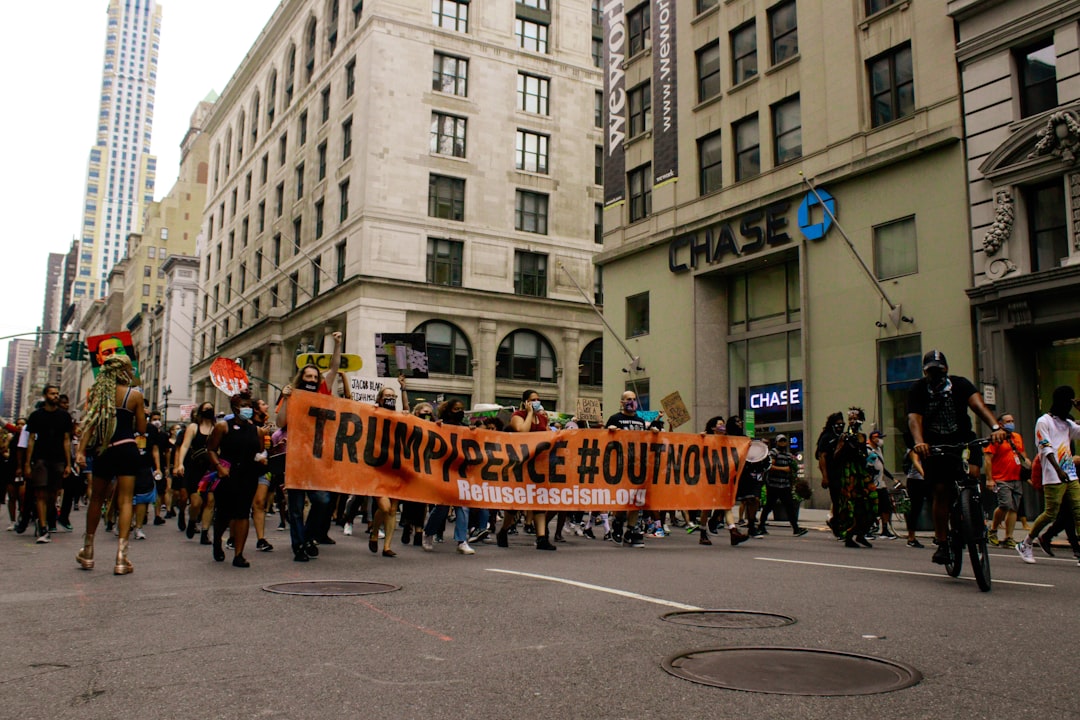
(423, 397), (479, 554)
(367, 386), (406, 557)
(399, 401), (435, 547)
(205, 392), (269, 567)
(503, 390), (558, 550)
(604, 390), (662, 549)
(74, 355), (145, 575)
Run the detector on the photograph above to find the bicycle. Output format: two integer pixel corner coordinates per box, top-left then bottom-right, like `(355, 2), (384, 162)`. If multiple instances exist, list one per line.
(929, 440), (991, 592)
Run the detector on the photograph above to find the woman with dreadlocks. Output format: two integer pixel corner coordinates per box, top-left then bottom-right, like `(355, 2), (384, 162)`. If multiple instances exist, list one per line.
(74, 354), (146, 574)
(832, 407), (877, 549)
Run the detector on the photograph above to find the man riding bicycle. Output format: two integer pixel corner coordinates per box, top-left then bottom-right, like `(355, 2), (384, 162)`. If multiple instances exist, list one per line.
(906, 350), (1005, 565)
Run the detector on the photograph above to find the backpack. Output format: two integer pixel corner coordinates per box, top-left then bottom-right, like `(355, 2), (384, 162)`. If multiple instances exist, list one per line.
(1030, 453), (1042, 491)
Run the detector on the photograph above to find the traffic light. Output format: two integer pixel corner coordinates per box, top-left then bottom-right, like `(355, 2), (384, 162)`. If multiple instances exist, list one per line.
(78, 343), (89, 361)
(63, 340), (89, 362)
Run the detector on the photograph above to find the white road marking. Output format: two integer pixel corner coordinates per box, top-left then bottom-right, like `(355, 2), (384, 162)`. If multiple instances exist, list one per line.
(486, 569), (703, 610)
(755, 558), (1055, 588)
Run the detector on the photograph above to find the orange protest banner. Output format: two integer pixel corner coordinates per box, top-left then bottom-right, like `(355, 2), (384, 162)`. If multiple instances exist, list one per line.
(284, 391), (749, 511)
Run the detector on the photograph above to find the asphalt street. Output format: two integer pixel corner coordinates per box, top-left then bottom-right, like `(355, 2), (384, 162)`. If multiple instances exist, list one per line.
(1, 508), (1077, 720)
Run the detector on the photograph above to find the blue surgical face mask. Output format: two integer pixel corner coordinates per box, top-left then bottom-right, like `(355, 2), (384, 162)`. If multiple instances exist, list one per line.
(1003, 423), (1015, 433)
(238, 407), (254, 421)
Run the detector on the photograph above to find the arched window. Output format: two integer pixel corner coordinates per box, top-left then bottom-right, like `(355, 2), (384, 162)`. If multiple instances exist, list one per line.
(578, 338), (603, 387)
(266, 69), (278, 127)
(236, 111), (245, 162)
(284, 44), (296, 108)
(416, 320), (472, 376)
(496, 330), (556, 382)
(212, 143), (221, 189)
(304, 17), (318, 83)
(326, 0), (340, 56)
(250, 91), (261, 145)
(223, 128), (232, 176)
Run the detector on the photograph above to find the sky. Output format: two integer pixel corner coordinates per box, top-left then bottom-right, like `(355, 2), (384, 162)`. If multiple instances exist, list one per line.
(0, 0), (281, 374)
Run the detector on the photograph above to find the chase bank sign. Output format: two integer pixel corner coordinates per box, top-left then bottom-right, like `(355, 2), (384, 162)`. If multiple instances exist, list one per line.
(668, 188), (835, 273)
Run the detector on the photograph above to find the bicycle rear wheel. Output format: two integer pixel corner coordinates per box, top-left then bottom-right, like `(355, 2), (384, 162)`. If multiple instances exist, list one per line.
(959, 488), (992, 592)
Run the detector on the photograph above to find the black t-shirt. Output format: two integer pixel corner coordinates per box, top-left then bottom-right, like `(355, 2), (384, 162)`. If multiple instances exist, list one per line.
(815, 429), (843, 483)
(26, 407), (74, 463)
(147, 425), (171, 463)
(905, 375), (978, 445)
(604, 412), (662, 431)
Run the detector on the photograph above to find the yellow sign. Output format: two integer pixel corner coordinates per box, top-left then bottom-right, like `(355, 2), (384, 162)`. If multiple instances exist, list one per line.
(295, 353), (364, 372)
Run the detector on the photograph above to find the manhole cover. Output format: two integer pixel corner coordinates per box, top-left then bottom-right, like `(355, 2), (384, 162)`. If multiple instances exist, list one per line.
(661, 610), (796, 629)
(663, 647), (921, 696)
(262, 581), (400, 597)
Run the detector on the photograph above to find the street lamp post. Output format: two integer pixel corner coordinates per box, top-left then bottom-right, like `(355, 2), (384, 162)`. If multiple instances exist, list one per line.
(162, 385), (172, 424)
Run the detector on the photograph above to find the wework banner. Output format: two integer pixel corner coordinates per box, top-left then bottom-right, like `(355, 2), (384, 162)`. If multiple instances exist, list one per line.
(651, 0), (677, 185)
(285, 391), (748, 511)
(602, 0), (627, 207)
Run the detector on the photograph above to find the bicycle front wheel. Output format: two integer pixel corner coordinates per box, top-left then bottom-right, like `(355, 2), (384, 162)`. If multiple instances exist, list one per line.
(959, 488), (992, 592)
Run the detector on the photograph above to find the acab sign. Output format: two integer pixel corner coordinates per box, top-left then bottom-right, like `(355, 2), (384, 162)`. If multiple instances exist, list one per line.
(668, 188), (836, 273)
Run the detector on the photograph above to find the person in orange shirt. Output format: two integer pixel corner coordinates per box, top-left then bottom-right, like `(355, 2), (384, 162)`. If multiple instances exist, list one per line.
(983, 412), (1029, 548)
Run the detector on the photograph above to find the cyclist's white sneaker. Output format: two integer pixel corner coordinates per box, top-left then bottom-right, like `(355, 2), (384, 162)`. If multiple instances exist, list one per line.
(1016, 540), (1036, 564)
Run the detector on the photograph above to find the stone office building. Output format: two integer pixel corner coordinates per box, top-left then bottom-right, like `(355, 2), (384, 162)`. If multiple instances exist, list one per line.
(191, 0), (606, 412)
(951, 0), (1080, 431)
(597, 0), (978, 476)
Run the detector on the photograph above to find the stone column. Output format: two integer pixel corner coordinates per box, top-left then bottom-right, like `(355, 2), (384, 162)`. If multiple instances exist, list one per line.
(475, 320), (498, 404)
(559, 328), (581, 414)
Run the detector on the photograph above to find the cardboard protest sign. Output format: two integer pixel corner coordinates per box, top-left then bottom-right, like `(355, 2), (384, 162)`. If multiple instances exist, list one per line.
(285, 391), (749, 511)
(348, 375), (402, 408)
(295, 353), (364, 373)
(661, 391), (691, 430)
(576, 398), (603, 424)
(209, 357), (249, 397)
(374, 333), (428, 378)
(87, 332), (138, 378)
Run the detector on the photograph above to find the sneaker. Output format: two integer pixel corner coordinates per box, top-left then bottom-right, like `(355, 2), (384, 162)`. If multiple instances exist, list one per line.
(582, 528), (596, 539)
(685, 523), (700, 534)
(602, 531), (613, 542)
(58, 521), (73, 532)
(376, 530), (385, 540)
(988, 534), (1000, 547)
(757, 525), (769, 536)
(880, 530), (898, 540)
(422, 534), (434, 551)
(793, 527), (808, 537)
(5, 524), (12, 532)
(36, 531), (51, 544)
(906, 539), (925, 549)
(1037, 535), (1055, 557)
(256, 538), (273, 552)
(749, 528), (766, 539)
(134, 528), (147, 540)
(226, 537), (235, 550)
(153, 516), (166, 526)
(276, 522), (287, 532)
(468, 528), (490, 544)
(1004, 538), (1017, 549)
(1016, 540), (1036, 564)
(343, 522), (353, 537)
(628, 530), (645, 548)
(663, 523), (671, 535)
(457, 541), (475, 555)
(932, 544), (949, 564)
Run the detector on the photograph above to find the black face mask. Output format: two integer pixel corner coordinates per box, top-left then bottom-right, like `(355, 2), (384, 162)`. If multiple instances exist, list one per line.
(300, 381), (320, 392)
(380, 398), (397, 410)
(200, 409), (215, 420)
(446, 410), (465, 425)
(926, 369), (948, 389)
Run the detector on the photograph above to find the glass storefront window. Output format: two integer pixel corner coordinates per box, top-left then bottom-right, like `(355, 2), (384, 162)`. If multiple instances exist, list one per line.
(878, 333), (921, 470)
(728, 259), (799, 332)
(730, 329), (802, 424)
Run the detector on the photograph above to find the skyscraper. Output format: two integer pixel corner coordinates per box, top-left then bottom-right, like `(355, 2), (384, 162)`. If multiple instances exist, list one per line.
(72, 0), (162, 301)
(1, 339), (36, 419)
(38, 253), (65, 366)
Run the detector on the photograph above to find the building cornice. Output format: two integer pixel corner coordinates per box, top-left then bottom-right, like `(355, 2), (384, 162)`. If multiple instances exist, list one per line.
(967, 263), (1080, 303)
(954, 1), (1080, 64)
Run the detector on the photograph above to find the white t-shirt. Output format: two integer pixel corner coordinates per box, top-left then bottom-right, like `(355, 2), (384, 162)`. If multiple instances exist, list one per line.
(17, 427), (29, 449)
(1034, 413), (1080, 486)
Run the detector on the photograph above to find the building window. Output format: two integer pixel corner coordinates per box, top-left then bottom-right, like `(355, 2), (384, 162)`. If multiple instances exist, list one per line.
(515, 190), (548, 234)
(514, 251), (547, 297)
(428, 174), (464, 220)
(496, 330), (556, 382)
(312, 256), (322, 296)
(578, 338), (603, 387)
(517, 73), (549, 114)
(433, 52), (468, 96)
(626, 292), (649, 337)
(275, 182), (284, 216)
(874, 215), (918, 280)
(318, 141), (327, 180)
(869, 43), (913, 127)
(594, 145), (604, 185)
(430, 112), (467, 157)
(298, 111), (308, 145)
(339, 178), (350, 221)
(315, 199), (324, 238)
(244, 172), (252, 201)
(1016, 39), (1057, 118)
(336, 240), (347, 283)
(592, 38), (602, 68)
(345, 58), (356, 98)
(239, 263), (247, 291)
(273, 233), (281, 265)
(257, 201), (266, 232)
(293, 217), (302, 254)
(865, 0), (899, 15)
(260, 154), (269, 184)
(594, 264), (604, 305)
(734, 114), (760, 181)
(426, 238), (463, 286)
(321, 85), (331, 123)
(697, 41), (721, 102)
(627, 2), (650, 56)
(515, 130), (549, 173)
(769, 0), (798, 65)
(255, 249), (263, 280)
(878, 333), (921, 469)
(728, 259), (800, 333)
(253, 297), (260, 319)
(594, 90), (603, 127)
(697, 0), (718, 12)
(328, 0), (340, 55)
(417, 320), (472, 375)
(731, 21), (757, 84)
(698, 130), (722, 195)
(353, 0), (363, 27)
(342, 116), (353, 159)
(628, 163), (652, 222)
(772, 95), (801, 165)
(271, 284), (279, 308)
(1027, 180), (1068, 272)
(433, 0), (468, 32)
(628, 81), (651, 137)
(304, 18), (318, 82)
(279, 132), (287, 164)
(241, 217), (250, 247)
(594, 203), (603, 244)
(289, 271), (299, 310)
(295, 162), (305, 199)
(516, 18), (548, 53)
(519, 0), (548, 8)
